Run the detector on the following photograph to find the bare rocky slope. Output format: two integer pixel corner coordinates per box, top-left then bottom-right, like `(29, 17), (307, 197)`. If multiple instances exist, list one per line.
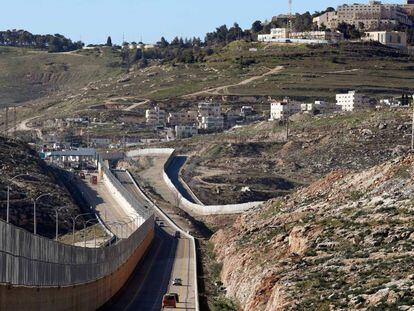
(0, 136), (81, 237)
(177, 108), (412, 205)
(212, 153), (414, 310)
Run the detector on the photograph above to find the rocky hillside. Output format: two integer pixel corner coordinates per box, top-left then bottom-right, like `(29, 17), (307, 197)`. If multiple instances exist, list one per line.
(0, 136), (81, 237)
(177, 108), (413, 205)
(212, 153), (414, 310)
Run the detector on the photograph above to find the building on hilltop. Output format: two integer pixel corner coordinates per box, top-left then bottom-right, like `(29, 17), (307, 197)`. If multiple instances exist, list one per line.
(145, 106), (166, 127)
(336, 1), (412, 30)
(363, 30), (407, 49)
(336, 91), (371, 111)
(313, 11), (339, 30)
(257, 28), (343, 44)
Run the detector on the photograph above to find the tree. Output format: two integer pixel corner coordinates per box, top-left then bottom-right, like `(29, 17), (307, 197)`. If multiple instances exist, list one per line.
(251, 20), (263, 33)
(158, 36), (169, 48)
(106, 36), (112, 46)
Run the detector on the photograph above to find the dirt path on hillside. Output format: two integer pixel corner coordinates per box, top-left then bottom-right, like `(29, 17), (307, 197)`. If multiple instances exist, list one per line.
(124, 99), (150, 111)
(183, 65), (284, 98)
(14, 116), (43, 140)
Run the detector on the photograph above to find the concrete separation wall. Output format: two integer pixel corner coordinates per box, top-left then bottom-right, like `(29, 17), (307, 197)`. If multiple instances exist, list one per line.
(0, 228), (154, 311)
(127, 148), (263, 215)
(0, 160), (155, 310)
(125, 170), (200, 311)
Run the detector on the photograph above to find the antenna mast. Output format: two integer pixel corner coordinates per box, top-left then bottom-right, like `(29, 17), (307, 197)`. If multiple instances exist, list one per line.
(288, 0), (293, 38)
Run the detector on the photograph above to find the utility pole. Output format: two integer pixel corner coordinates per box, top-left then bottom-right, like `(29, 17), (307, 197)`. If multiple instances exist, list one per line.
(411, 94), (414, 151)
(286, 117), (290, 141)
(13, 106), (16, 138)
(288, 0), (293, 38)
(5, 106), (9, 137)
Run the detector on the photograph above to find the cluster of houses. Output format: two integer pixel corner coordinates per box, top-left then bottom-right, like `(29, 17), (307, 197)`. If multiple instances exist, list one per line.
(269, 90), (411, 121)
(145, 102), (261, 138)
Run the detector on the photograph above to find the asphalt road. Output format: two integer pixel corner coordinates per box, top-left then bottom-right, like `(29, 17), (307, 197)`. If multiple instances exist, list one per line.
(101, 170), (196, 311)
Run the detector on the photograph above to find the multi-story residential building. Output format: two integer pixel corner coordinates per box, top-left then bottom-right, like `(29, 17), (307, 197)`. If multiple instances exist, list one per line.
(175, 125), (198, 139)
(337, 1), (412, 30)
(363, 31), (407, 49)
(199, 116), (224, 130)
(258, 28), (343, 43)
(301, 101), (340, 114)
(336, 91), (371, 111)
(269, 98), (302, 121)
(313, 11), (339, 29)
(167, 111), (198, 126)
(145, 106), (166, 127)
(198, 102), (221, 117)
(198, 102), (223, 130)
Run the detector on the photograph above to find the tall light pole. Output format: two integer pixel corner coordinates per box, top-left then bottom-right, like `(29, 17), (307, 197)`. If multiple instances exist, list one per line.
(84, 219), (98, 247)
(54, 206), (69, 241)
(72, 213), (95, 245)
(411, 94), (414, 151)
(7, 173), (29, 223)
(32, 193), (52, 235)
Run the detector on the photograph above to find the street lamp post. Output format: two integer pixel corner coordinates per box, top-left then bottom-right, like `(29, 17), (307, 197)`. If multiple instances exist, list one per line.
(32, 193), (52, 235)
(84, 219), (98, 248)
(72, 213), (95, 245)
(6, 173), (29, 223)
(411, 94), (414, 151)
(54, 206), (69, 241)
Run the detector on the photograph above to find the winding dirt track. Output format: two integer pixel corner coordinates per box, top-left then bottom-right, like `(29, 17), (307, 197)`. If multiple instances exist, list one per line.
(183, 65), (284, 98)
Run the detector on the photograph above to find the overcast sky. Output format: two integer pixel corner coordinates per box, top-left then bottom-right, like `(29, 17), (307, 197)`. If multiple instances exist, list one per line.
(0, 0), (406, 44)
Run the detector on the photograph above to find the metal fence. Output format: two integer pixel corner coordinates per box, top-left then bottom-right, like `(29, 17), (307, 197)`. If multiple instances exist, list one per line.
(0, 161), (154, 287)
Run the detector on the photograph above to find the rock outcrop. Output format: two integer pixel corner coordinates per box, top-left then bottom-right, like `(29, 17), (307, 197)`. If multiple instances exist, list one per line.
(212, 154), (414, 310)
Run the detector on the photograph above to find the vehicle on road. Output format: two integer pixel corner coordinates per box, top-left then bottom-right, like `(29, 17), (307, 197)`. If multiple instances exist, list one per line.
(174, 231), (180, 238)
(159, 221), (164, 227)
(172, 278), (182, 286)
(91, 175), (98, 185)
(155, 216), (160, 221)
(162, 293), (178, 308)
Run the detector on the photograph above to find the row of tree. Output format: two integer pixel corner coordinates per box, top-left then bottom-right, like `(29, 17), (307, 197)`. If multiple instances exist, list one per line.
(0, 30), (84, 52)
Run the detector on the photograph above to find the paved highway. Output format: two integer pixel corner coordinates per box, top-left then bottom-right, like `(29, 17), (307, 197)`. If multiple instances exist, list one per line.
(101, 170), (196, 310)
(75, 175), (137, 238)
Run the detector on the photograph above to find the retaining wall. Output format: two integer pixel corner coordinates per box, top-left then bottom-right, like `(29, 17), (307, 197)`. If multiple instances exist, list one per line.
(127, 148), (263, 215)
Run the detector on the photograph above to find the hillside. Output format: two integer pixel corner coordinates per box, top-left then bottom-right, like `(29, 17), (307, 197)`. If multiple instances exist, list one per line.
(212, 153), (414, 310)
(170, 107), (413, 205)
(0, 136), (81, 237)
(0, 46), (121, 107)
(1, 41), (414, 130)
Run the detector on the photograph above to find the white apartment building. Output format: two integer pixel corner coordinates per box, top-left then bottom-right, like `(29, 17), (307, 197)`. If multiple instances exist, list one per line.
(336, 91), (371, 111)
(258, 28), (343, 44)
(145, 106), (166, 127)
(269, 98), (302, 121)
(301, 101), (340, 114)
(337, 1), (412, 30)
(198, 102), (223, 130)
(199, 116), (224, 130)
(175, 125), (198, 139)
(363, 31), (407, 49)
(167, 110), (198, 126)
